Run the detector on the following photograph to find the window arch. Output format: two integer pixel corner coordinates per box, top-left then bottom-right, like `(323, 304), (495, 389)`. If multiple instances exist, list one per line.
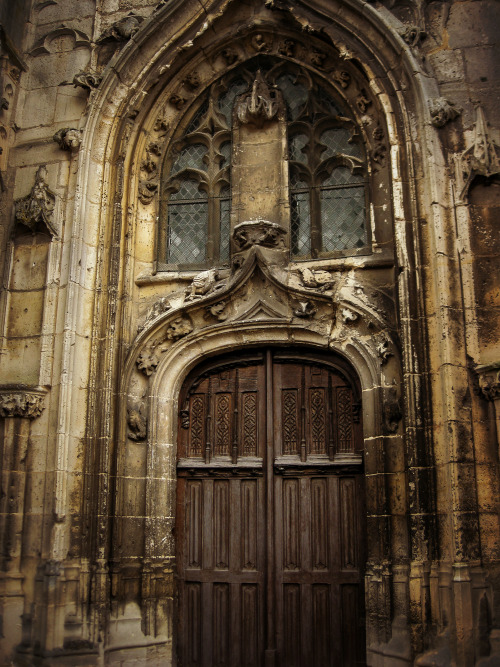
(159, 59), (369, 268)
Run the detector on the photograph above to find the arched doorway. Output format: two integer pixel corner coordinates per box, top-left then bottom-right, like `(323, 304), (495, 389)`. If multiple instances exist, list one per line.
(176, 348), (366, 666)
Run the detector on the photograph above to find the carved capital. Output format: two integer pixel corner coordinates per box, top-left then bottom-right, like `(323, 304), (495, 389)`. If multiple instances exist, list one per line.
(477, 365), (500, 401)
(0, 389), (45, 418)
(14, 166), (56, 235)
(233, 219), (287, 252)
(53, 127), (82, 151)
(429, 97), (461, 128)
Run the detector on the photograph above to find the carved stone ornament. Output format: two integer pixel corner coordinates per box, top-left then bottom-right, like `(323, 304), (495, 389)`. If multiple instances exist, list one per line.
(72, 70), (102, 90)
(372, 126), (388, 168)
(141, 297), (171, 331)
(383, 387), (402, 434)
(341, 308), (359, 324)
(14, 165), (56, 235)
(429, 97), (461, 128)
(205, 301), (229, 322)
(278, 39), (295, 57)
(310, 48), (327, 68)
(127, 402), (147, 441)
(293, 301), (317, 318)
(236, 71), (280, 126)
(186, 269), (222, 301)
(477, 365), (500, 401)
(233, 219), (287, 251)
(399, 24), (426, 47)
(136, 344), (160, 376)
(166, 316), (193, 340)
(220, 47), (238, 65)
(97, 13), (143, 43)
(377, 336), (393, 364)
(296, 267), (335, 292)
(138, 180), (158, 205)
(333, 70), (351, 89)
(455, 106), (500, 199)
(0, 390), (45, 419)
(53, 127), (82, 151)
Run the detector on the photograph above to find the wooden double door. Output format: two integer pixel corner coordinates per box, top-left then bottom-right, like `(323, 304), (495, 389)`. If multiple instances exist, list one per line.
(176, 350), (366, 666)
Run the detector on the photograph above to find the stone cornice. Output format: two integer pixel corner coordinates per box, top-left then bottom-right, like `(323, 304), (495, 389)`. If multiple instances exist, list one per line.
(476, 363), (500, 401)
(0, 388), (46, 418)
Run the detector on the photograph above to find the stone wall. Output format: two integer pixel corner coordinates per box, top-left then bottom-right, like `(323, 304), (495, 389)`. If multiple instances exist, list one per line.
(0, 0), (499, 665)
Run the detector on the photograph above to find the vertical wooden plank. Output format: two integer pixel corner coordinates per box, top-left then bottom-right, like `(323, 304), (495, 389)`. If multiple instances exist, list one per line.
(187, 480), (202, 568)
(340, 477), (357, 569)
(313, 584), (331, 666)
(186, 583), (202, 666)
(214, 480), (229, 569)
(283, 479), (300, 570)
(213, 583), (230, 666)
(265, 349), (277, 665)
(342, 585), (359, 667)
(241, 480), (257, 570)
(300, 477), (312, 664)
(241, 584), (259, 666)
(311, 478), (328, 570)
(282, 584), (301, 667)
(202, 478), (213, 571)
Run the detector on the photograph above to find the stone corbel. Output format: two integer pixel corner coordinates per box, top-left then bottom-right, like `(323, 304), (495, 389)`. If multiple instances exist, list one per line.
(14, 165), (57, 236)
(454, 106), (500, 201)
(72, 70), (102, 90)
(235, 71), (281, 126)
(53, 127), (82, 151)
(97, 13), (144, 44)
(0, 388), (46, 418)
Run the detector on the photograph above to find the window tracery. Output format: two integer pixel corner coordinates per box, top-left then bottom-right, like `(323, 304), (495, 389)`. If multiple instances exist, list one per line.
(159, 58), (369, 268)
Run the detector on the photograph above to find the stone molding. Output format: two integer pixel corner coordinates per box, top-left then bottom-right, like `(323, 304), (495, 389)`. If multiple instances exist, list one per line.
(0, 389), (46, 418)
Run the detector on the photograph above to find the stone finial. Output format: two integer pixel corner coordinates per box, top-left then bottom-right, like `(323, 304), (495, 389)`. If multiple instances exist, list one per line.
(53, 127), (82, 151)
(73, 70), (102, 90)
(455, 106), (500, 199)
(14, 166), (56, 235)
(429, 97), (461, 128)
(0, 390), (45, 418)
(236, 71), (280, 126)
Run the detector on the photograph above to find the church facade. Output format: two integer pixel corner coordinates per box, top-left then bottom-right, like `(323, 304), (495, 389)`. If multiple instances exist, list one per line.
(0, 0), (499, 664)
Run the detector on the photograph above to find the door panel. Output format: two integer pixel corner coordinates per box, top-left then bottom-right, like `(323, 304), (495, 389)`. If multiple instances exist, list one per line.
(177, 352), (365, 666)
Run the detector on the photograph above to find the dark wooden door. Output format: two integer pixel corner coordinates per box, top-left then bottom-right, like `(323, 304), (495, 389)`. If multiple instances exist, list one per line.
(176, 350), (365, 667)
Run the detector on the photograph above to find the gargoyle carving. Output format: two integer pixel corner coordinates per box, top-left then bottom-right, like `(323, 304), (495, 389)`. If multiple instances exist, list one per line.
(127, 402), (147, 441)
(97, 13), (143, 43)
(185, 269), (222, 301)
(233, 219), (287, 251)
(236, 71), (280, 126)
(53, 128), (82, 151)
(73, 70), (102, 90)
(377, 336), (393, 364)
(399, 25), (426, 47)
(297, 267), (335, 291)
(429, 98), (461, 128)
(14, 165), (56, 235)
(341, 308), (359, 324)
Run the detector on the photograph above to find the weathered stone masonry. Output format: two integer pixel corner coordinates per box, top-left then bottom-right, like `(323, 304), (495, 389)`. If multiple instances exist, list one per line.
(0, 0), (499, 665)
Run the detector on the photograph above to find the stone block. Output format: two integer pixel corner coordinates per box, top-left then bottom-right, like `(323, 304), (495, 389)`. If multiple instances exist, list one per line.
(447, 0), (500, 48)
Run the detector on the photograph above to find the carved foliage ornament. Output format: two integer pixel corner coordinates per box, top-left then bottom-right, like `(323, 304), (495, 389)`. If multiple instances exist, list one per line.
(14, 166), (56, 235)
(0, 391), (45, 419)
(136, 315), (193, 376)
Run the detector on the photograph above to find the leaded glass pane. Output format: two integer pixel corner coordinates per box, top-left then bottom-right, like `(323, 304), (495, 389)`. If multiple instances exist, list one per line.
(167, 201), (208, 264)
(289, 134), (308, 163)
(320, 185), (366, 251)
(318, 86), (342, 117)
(186, 99), (209, 134)
(322, 166), (364, 187)
(171, 144), (207, 174)
(218, 79), (248, 125)
(276, 73), (308, 120)
(169, 179), (204, 201)
(321, 129), (361, 159)
(291, 192), (311, 257)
